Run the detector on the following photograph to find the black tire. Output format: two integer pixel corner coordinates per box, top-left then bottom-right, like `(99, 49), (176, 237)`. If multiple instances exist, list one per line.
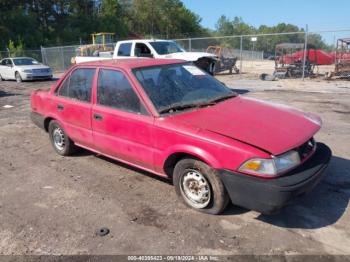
(208, 62), (215, 75)
(173, 158), (229, 215)
(15, 72), (22, 83)
(0, 74), (3, 81)
(48, 120), (77, 156)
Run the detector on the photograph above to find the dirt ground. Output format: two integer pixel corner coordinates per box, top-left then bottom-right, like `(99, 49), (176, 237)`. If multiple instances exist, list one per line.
(0, 72), (350, 255)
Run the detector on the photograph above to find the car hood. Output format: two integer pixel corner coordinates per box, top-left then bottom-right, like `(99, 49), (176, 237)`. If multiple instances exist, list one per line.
(16, 64), (50, 70)
(162, 52), (217, 62)
(166, 96), (321, 155)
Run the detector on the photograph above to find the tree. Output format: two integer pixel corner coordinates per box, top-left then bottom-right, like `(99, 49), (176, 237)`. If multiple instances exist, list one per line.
(0, 0), (331, 52)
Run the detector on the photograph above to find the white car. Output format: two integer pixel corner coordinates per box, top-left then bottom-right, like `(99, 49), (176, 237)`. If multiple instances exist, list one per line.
(0, 57), (52, 82)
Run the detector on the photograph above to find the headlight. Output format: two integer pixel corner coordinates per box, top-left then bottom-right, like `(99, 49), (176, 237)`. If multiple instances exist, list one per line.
(23, 69), (33, 73)
(239, 150), (300, 177)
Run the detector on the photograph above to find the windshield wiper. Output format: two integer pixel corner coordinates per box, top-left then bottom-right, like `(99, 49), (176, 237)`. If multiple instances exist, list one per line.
(193, 92), (238, 108)
(208, 92), (237, 104)
(158, 92), (237, 114)
(158, 102), (200, 114)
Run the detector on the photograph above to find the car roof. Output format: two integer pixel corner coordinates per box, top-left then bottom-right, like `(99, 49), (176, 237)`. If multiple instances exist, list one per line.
(117, 39), (172, 44)
(1, 57), (35, 61)
(77, 58), (186, 69)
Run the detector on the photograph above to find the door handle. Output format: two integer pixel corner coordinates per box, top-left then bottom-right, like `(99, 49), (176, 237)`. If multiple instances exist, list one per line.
(93, 113), (103, 121)
(57, 104), (64, 111)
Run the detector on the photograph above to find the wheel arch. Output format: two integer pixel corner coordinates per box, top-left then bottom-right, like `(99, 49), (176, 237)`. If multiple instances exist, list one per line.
(162, 146), (221, 179)
(44, 116), (55, 132)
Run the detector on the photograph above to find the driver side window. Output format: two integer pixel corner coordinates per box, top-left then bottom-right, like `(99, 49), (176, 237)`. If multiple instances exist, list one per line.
(4, 59), (12, 66)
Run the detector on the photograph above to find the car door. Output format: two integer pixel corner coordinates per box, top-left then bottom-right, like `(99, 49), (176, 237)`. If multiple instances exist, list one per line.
(54, 67), (96, 148)
(0, 59), (7, 78)
(92, 68), (155, 170)
(0, 59), (13, 79)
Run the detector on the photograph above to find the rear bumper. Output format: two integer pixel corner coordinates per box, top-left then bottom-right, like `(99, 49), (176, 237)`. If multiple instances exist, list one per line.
(219, 143), (332, 214)
(31, 111), (45, 130)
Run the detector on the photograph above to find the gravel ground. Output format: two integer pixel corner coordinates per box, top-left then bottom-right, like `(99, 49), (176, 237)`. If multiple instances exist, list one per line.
(0, 75), (349, 255)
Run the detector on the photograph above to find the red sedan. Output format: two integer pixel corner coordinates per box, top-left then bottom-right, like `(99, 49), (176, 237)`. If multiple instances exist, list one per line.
(30, 59), (331, 215)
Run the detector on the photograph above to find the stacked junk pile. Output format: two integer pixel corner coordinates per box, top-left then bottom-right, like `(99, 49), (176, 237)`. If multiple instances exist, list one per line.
(261, 38), (350, 80)
(326, 38), (350, 79)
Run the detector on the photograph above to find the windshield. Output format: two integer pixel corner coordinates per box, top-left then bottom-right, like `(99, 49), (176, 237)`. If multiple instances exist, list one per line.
(13, 58), (39, 66)
(133, 63), (236, 114)
(149, 41), (184, 55)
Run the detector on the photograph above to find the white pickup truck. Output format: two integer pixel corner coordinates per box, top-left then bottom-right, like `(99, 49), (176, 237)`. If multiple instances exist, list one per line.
(75, 39), (218, 74)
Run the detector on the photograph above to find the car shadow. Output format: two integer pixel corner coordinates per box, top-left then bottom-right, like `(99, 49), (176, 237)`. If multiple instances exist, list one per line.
(75, 148), (172, 185)
(0, 90), (19, 97)
(254, 156), (349, 229)
(70, 147), (349, 229)
(2, 77), (58, 83)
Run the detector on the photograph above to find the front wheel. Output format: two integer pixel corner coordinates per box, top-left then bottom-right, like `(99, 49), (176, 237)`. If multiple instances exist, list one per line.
(15, 72), (22, 83)
(48, 120), (77, 156)
(173, 158), (229, 215)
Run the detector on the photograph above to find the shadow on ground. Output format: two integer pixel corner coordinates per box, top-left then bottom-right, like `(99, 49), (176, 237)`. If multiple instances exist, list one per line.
(256, 156), (349, 229)
(69, 146), (349, 230)
(0, 90), (19, 97)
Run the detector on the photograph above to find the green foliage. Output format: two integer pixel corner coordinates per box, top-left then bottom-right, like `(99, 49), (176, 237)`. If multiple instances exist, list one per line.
(215, 16), (331, 53)
(8, 39), (24, 57)
(0, 0), (205, 49)
(0, 0), (330, 53)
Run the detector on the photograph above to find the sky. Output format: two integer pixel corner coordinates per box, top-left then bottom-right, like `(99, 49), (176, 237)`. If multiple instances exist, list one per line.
(182, 0), (350, 43)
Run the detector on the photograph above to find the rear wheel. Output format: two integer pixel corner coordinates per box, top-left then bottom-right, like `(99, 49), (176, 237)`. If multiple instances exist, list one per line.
(15, 72), (22, 83)
(173, 158), (229, 214)
(48, 120), (77, 156)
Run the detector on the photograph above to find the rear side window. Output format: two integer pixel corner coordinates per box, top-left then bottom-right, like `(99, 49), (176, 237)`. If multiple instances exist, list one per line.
(135, 43), (152, 57)
(97, 69), (146, 114)
(59, 68), (95, 102)
(118, 43), (132, 56)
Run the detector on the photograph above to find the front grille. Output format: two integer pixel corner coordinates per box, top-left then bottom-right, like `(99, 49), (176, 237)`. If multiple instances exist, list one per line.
(297, 138), (316, 160)
(33, 69), (50, 73)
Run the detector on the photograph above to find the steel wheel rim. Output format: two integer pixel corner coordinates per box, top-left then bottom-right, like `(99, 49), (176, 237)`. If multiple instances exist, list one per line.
(53, 127), (65, 151)
(180, 169), (211, 209)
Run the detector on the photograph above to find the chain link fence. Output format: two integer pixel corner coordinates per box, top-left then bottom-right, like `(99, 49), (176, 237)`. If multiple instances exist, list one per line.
(0, 49), (42, 62)
(40, 29), (350, 79)
(41, 43), (116, 73)
(175, 37), (264, 61)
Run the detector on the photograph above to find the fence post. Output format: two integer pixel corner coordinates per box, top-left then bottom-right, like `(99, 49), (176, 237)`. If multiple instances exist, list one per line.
(60, 47), (65, 72)
(40, 46), (45, 65)
(189, 38), (192, 51)
(302, 24), (308, 81)
(239, 36), (243, 75)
